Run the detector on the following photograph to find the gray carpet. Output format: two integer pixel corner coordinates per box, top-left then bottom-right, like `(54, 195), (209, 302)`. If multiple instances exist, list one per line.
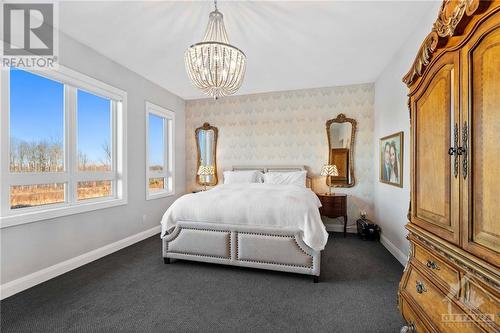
(1, 233), (405, 332)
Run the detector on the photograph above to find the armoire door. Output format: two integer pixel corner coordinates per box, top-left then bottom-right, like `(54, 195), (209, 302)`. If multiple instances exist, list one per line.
(461, 15), (500, 267)
(410, 51), (461, 245)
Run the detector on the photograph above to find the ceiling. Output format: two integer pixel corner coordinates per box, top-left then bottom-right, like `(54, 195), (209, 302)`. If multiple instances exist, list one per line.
(59, 1), (435, 100)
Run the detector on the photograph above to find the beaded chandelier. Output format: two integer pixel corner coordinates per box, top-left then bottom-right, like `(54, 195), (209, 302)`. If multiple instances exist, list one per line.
(184, 0), (246, 99)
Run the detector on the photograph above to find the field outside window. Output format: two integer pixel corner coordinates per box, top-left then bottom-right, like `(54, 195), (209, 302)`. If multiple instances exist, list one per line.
(146, 102), (174, 200)
(1, 67), (127, 226)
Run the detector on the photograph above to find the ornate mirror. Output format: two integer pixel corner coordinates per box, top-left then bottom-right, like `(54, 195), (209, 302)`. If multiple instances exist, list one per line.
(196, 123), (218, 186)
(326, 114), (357, 187)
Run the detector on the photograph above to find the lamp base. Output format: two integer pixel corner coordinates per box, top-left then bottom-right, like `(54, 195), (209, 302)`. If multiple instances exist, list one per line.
(324, 186), (335, 196)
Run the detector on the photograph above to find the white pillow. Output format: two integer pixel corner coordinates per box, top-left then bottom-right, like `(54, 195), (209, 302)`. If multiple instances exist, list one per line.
(263, 171), (307, 187)
(255, 171), (265, 183)
(223, 170), (263, 184)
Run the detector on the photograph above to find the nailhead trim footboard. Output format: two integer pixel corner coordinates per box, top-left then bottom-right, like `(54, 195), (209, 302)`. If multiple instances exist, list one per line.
(236, 232), (314, 268)
(163, 224), (319, 275)
(166, 227), (231, 259)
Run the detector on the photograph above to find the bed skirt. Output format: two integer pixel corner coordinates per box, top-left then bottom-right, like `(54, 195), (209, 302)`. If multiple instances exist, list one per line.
(162, 221), (321, 278)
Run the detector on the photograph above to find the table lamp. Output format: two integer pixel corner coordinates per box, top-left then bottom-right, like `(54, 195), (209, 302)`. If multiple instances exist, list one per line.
(197, 165), (215, 191)
(320, 164), (338, 195)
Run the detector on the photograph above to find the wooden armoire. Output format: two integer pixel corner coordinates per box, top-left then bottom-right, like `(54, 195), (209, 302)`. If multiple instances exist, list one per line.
(399, 1), (500, 332)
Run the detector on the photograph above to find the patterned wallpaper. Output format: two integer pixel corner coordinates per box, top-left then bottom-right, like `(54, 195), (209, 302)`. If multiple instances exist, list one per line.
(185, 83), (375, 228)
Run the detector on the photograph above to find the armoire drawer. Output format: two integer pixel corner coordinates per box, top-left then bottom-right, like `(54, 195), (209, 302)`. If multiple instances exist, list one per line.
(463, 278), (500, 329)
(400, 296), (433, 333)
(403, 265), (485, 333)
(413, 242), (460, 294)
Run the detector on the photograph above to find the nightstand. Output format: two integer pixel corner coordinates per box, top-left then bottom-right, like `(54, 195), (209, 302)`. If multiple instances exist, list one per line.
(316, 193), (348, 237)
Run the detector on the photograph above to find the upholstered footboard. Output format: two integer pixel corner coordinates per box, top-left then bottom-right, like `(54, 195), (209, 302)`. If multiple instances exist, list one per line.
(162, 221), (321, 281)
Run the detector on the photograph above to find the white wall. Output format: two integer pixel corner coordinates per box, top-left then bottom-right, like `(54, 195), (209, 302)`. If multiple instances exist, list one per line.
(186, 84), (375, 230)
(0, 32), (186, 287)
(373, 2), (441, 264)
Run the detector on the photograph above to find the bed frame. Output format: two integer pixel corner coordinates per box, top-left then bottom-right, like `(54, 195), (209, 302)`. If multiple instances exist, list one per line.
(162, 166), (322, 282)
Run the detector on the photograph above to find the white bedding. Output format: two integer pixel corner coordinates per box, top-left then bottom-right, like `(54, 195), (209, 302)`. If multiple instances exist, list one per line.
(160, 183), (329, 251)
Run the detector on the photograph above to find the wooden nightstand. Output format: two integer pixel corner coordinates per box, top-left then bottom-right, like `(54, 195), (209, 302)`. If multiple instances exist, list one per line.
(316, 193), (348, 237)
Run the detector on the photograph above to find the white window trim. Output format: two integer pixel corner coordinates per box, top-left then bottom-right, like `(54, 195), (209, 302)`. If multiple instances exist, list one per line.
(145, 101), (175, 200)
(0, 65), (128, 228)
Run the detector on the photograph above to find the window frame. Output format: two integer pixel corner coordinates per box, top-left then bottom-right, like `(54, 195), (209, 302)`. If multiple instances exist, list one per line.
(145, 101), (175, 200)
(0, 66), (128, 228)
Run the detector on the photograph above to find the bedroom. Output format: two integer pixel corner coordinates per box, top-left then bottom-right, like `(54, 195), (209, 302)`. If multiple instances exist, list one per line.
(1, 1), (499, 332)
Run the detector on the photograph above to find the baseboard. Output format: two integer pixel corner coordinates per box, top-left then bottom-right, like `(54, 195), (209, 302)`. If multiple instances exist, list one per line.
(0, 225), (161, 300)
(324, 224), (356, 233)
(380, 234), (407, 266)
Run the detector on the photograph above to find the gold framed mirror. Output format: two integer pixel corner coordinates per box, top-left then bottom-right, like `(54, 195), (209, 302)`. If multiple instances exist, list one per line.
(326, 114), (357, 187)
(195, 122), (218, 186)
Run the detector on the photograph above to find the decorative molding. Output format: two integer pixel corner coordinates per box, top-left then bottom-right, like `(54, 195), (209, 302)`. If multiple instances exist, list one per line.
(411, 233), (499, 290)
(403, 31), (439, 86)
(433, 0), (480, 37)
(0, 226), (161, 300)
(403, 0), (486, 87)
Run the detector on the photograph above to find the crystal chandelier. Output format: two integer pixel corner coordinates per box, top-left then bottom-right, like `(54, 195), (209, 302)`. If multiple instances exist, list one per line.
(184, 0), (246, 99)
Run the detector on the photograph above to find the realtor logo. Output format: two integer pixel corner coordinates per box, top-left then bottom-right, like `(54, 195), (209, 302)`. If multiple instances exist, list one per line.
(4, 3), (53, 55)
(2, 3), (58, 69)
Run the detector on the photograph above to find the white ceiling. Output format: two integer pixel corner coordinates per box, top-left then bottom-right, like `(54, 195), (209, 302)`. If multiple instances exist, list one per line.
(59, 1), (435, 100)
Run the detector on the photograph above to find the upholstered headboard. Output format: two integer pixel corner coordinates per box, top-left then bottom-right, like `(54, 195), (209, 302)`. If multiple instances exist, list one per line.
(231, 165), (312, 188)
(232, 165), (305, 172)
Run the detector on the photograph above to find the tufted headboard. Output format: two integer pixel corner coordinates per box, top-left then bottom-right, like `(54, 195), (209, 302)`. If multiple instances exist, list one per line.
(231, 165), (312, 189)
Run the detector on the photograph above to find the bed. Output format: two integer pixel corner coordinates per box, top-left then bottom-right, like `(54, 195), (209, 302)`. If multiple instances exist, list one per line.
(160, 166), (328, 282)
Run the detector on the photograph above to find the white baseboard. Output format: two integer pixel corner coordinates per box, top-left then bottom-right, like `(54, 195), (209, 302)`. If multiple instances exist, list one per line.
(380, 234), (407, 266)
(0, 226), (160, 300)
(324, 224), (356, 233)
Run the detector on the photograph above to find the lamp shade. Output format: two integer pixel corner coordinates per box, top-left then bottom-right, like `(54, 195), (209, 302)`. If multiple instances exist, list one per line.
(320, 164), (339, 177)
(197, 165), (215, 176)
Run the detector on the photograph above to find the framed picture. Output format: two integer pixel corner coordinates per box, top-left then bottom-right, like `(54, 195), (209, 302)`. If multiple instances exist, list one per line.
(379, 131), (403, 188)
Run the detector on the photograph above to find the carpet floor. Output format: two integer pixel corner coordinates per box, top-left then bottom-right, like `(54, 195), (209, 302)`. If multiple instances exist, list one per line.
(1, 233), (405, 333)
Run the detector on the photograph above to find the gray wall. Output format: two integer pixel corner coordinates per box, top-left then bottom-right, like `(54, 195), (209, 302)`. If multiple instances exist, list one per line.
(0, 32), (186, 284)
(373, 2), (441, 263)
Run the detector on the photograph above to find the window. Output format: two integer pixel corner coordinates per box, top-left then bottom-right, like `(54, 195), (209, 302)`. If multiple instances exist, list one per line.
(77, 89), (112, 172)
(0, 67), (127, 227)
(145, 102), (175, 200)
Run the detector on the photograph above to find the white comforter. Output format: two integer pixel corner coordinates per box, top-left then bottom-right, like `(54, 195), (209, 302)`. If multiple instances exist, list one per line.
(160, 183), (328, 251)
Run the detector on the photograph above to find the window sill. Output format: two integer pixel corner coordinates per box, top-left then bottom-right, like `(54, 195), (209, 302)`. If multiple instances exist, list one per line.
(0, 198), (128, 229)
(146, 191), (175, 201)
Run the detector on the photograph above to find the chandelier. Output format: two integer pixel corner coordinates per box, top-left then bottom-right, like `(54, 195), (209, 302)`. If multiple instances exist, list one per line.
(184, 0), (246, 99)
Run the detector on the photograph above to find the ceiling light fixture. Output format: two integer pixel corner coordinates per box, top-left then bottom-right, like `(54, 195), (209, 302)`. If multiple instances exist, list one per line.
(184, 0), (246, 99)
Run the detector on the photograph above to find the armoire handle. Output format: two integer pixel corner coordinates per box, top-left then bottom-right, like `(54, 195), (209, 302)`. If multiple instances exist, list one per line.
(462, 121), (468, 179)
(400, 322), (416, 333)
(453, 123), (459, 178)
(426, 260), (440, 270)
(416, 281), (427, 294)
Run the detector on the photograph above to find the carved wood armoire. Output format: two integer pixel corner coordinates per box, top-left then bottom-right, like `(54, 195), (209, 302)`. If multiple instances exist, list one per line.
(399, 1), (500, 332)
